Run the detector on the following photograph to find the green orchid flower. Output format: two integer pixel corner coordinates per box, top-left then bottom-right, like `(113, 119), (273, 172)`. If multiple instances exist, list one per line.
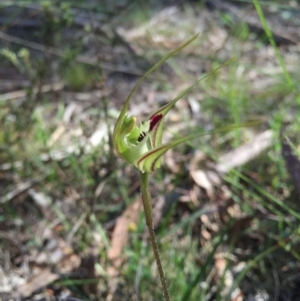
(112, 35), (260, 301)
(113, 35), (251, 173)
(114, 95), (188, 173)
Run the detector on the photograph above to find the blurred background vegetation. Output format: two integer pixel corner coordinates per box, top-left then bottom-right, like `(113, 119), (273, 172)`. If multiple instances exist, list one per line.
(0, 0), (300, 300)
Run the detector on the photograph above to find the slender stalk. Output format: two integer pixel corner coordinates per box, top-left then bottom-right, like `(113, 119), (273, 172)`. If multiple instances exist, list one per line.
(140, 171), (171, 301)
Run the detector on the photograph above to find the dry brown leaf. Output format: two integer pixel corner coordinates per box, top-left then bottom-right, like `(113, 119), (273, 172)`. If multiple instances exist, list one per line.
(164, 149), (181, 174)
(106, 197), (142, 301)
(190, 169), (222, 197)
(13, 225), (80, 299)
(190, 131), (273, 197)
(0, 82), (64, 102)
(216, 130), (273, 174)
(0, 180), (38, 203)
(214, 253), (243, 301)
(14, 253), (80, 298)
(14, 268), (59, 298)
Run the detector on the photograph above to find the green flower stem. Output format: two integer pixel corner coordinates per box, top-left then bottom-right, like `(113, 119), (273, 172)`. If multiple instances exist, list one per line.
(140, 171), (171, 301)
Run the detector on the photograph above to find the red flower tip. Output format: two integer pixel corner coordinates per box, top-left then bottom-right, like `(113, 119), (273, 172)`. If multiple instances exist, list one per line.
(149, 114), (163, 132)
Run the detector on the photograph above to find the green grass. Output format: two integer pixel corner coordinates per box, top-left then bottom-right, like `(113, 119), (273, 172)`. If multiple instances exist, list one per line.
(1, 0), (300, 300)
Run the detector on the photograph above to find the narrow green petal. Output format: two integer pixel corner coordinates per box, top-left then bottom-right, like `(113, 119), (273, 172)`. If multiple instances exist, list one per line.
(138, 122), (259, 173)
(147, 58), (235, 149)
(113, 34), (199, 153)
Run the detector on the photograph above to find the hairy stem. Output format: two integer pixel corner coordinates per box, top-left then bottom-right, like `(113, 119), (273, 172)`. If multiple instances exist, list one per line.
(140, 171), (171, 301)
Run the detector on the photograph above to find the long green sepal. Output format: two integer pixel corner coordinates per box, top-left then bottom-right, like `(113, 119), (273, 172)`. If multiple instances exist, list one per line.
(147, 58), (235, 150)
(138, 122), (259, 173)
(113, 34), (199, 153)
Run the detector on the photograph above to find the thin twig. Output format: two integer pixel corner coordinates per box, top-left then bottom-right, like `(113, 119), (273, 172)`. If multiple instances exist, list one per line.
(0, 30), (142, 75)
(0, 178), (42, 203)
(0, 82), (64, 102)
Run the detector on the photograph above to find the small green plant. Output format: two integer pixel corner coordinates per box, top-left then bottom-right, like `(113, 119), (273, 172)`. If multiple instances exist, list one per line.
(63, 64), (98, 91)
(1, 47), (34, 78)
(113, 34), (256, 301)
